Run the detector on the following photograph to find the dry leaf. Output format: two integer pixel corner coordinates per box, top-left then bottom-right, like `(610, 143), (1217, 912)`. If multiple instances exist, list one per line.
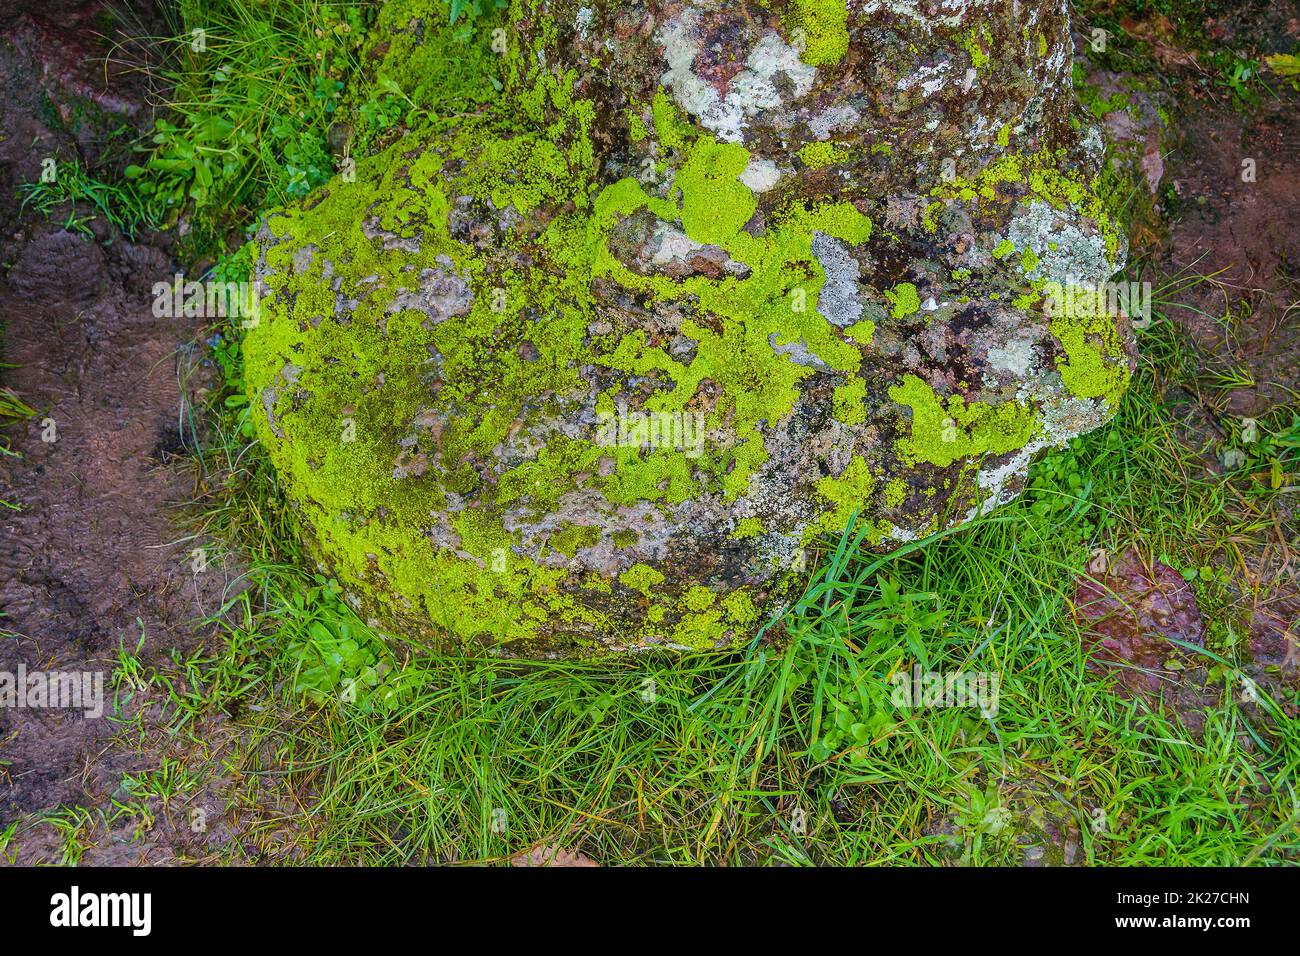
(510, 844), (598, 867)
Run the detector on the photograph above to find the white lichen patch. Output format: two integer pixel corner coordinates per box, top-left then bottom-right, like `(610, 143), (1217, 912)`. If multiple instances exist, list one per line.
(985, 334), (1036, 377)
(739, 156), (782, 193)
(808, 104), (861, 141)
(384, 257), (473, 320)
(768, 333), (833, 370)
(645, 222), (749, 276)
(1005, 200), (1112, 286)
(649, 223), (707, 266)
(861, 0), (995, 30)
(896, 60), (953, 98)
(658, 14), (815, 143)
(971, 445), (1037, 514)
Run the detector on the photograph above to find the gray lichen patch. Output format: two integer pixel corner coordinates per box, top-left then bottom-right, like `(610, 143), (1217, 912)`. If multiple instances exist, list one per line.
(1006, 200), (1115, 286)
(811, 231), (864, 328)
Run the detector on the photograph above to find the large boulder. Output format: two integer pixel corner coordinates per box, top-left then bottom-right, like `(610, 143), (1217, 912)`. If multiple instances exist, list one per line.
(244, 0), (1135, 655)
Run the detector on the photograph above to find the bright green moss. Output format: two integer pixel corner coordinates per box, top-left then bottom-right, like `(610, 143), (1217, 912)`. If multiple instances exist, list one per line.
(721, 590), (759, 628)
(730, 517), (765, 539)
(550, 523), (601, 557)
(960, 27), (991, 69)
(785, 0), (850, 67)
(353, 0), (501, 136)
(652, 90), (693, 151)
(846, 319), (875, 344)
(677, 137), (758, 244)
(885, 282), (920, 319)
(668, 608), (725, 649)
(619, 562), (665, 596)
(497, 436), (603, 513)
(833, 378), (867, 426)
(682, 585), (716, 611)
(600, 445), (699, 505)
(1045, 282), (1131, 408)
(245, 122), (607, 651)
(628, 109), (649, 143)
(888, 375), (1037, 468)
(921, 200), (944, 234)
(884, 477), (907, 508)
(808, 457), (875, 538)
(992, 238), (1015, 259)
(465, 134), (571, 213)
(799, 140), (849, 169)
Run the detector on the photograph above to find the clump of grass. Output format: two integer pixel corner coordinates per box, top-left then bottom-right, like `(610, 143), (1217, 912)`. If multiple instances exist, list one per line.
(19, 1), (508, 259)
(119, 0), (372, 257)
(1, 385), (35, 506)
(17, 158), (157, 239)
(0, 386), (34, 436)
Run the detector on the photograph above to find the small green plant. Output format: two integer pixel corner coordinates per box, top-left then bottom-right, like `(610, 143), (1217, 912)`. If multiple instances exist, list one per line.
(280, 577), (411, 711)
(42, 807), (98, 866)
(0, 385), (35, 466)
(953, 784), (1012, 862)
(449, 0), (508, 25)
(1205, 50), (1268, 105)
(0, 820), (18, 863)
(1263, 50), (1300, 91)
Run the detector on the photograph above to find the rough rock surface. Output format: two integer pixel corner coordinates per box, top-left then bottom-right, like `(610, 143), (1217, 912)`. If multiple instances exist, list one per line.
(244, 0), (1136, 655)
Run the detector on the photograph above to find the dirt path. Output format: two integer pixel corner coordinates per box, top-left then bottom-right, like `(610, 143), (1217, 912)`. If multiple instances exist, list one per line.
(1153, 34), (1300, 691)
(0, 1), (238, 863)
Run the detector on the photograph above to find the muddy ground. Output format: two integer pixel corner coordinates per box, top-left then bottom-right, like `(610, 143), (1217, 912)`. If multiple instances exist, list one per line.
(0, 0), (244, 863)
(0, 1), (1297, 864)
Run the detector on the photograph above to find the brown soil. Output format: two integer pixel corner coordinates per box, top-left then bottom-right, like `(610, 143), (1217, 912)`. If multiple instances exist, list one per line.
(1068, 1), (1300, 727)
(0, 1), (243, 864)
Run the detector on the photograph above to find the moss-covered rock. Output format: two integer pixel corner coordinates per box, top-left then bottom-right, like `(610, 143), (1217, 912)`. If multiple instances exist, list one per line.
(244, 0), (1135, 655)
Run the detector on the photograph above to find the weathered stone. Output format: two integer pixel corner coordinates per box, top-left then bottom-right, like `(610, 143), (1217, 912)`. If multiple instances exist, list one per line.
(244, 0), (1135, 655)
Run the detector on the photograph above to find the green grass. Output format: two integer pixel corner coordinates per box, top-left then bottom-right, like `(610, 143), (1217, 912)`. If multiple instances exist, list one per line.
(0, 385), (35, 508)
(19, 0), (502, 259)
(14, 1), (375, 257)
(17, 158), (157, 239)
(102, 273), (1292, 866)
(124, 0), (373, 256)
